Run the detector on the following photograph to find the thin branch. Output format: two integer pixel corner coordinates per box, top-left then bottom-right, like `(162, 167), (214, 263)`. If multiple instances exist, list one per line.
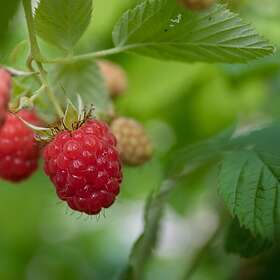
(22, 0), (64, 118)
(41, 46), (133, 64)
(36, 62), (64, 118)
(182, 220), (222, 280)
(22, 0), (44, 61)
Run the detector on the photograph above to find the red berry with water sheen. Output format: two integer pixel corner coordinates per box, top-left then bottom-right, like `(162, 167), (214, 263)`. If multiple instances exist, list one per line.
(43, 119), (122, 215)
(0, 69), (11, 126)
(0, 110), (40, 182)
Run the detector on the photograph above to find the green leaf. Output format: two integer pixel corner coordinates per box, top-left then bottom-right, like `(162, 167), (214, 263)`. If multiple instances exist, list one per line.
(0, 0), (20, 34)
(225, 219), (272, 258)
(113, 0), (274, 63)
(35, 0), (92, 50)
(63, 99), (79, 130)
(0, 0), (20, 45)
(218, 149), (280, 241)
(120, 180), (175, 280)
(232, 122), (280, 154)
(221, 50), (280, 81)
(168, 125), (235, 178)
(51, 60), (113, 115)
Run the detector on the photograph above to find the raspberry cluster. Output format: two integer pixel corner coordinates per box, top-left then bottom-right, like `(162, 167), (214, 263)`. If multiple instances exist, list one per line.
(0, 65), (150, 217)
(43, 120), (122, 215)
(0, 67), (123, 215)
(0, 110), (40, 182)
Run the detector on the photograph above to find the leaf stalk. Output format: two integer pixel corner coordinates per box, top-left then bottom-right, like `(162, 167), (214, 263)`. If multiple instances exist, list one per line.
(23, 0), (64, 118)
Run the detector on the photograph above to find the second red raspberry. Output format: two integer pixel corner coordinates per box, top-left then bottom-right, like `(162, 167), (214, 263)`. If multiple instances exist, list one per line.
(0, 110), (40, 182)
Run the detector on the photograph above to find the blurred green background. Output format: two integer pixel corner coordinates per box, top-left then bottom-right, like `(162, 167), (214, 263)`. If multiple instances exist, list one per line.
(0, 0), (280, 279)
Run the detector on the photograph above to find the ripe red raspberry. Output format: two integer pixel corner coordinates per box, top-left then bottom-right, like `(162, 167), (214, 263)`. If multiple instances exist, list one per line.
(0, 110), (40, 182)
(43, 119), (122, 215)
(0, 107), (6, 127)
(0, 69), (11, 126)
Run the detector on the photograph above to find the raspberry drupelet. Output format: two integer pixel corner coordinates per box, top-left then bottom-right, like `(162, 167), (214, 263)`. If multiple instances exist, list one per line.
(0, 110), (40, 182)
(43, 119), (122, 215)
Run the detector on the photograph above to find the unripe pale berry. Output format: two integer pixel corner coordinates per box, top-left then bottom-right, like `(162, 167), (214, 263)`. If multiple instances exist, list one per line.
(97, 60), (128, 98)
(178, 0), (215, 10)
(110, 117), (153, 166)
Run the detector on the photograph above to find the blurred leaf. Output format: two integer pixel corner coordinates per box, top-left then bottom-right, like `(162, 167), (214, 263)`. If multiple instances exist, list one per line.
(113, 1), (274, 63)
(9, 40), (29, 66)
(0, 0), (20, 39)
(121, 159), (164, 199)
(168, 125), (236, 178)
(225, 219), (272, 258)
(52, 60), (112, 114)
(35, 0), (92, 50)
(242, 0), (280, 45)
(222, 50), (280, 81)
(117, 57), (204, 118)
(118, 127), (236, 245)
(120, 180), (175, 280)
(219, 149), (280, 241)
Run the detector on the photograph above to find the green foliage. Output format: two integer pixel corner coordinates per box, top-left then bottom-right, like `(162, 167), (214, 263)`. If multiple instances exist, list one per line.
(51, 61), (112, 114)
(222, 50), (280, 82)
(219, 148), (280, 241)
(120, 125), (240, 279)
(120, 126), (239, 279)
(2, 0), (280, 278)
(218, 123), (280, 242)
(225, 219), (272, 258)
(35, 0), (92, 50)
(113, 0), (274, 63)
(168, 125), (236, 178)
(0, 0), (20, 38)
(120, 180), (175, 280)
